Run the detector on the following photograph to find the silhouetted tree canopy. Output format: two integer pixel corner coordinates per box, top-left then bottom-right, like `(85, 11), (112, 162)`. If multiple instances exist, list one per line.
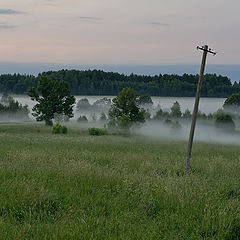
(28, 76), (75, 126)
(0, 70), (239, 97)
(108, 88), (146, 131)
(224, 92), (240, 107)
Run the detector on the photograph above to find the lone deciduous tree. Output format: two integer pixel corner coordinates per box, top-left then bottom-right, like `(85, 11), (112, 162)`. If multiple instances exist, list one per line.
(223, 92), (240, 114)
(28, 76), (75, 126)
(108, 88), (145, 132)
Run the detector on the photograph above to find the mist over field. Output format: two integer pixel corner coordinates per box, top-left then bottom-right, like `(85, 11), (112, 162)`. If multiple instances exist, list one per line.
(11, 95), (226, 115)
(1, 94), (239, 146)
(139, 120), (240, 146)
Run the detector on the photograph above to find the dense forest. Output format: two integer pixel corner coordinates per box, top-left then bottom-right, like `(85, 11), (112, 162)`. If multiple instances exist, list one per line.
(0, 69), (239, 97)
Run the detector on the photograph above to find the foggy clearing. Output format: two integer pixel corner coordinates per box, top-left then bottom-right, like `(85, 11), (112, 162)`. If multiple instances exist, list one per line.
(139, 120), (240, 146)
(1, 95), (239, 146)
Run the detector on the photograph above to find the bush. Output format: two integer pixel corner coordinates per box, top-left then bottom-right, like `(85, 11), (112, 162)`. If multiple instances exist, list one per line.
(52, 124), (62, 134)
(170, 101), (182, 118)
(52, 124), (68, 134)
(197, 111), (207, 120)
(207, 113), (214, 120)
(61, 126), (68, 134)
(223, 92), (240, 116)
(182, 109), (192, 119)
(214, 114), (235, 132)
(153, 108), (163, 120)
(88, 128), (107, 136)
(162, 111), (170, 119)
(0, 97), (30, 121)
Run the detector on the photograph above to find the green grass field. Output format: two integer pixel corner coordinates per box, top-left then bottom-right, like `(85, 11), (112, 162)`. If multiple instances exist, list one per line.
(0, 123), (240, 239)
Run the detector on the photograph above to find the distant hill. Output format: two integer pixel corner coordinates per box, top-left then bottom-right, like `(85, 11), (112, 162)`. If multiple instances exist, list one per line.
(0, 69), (239, 97)
(0, 62), (239, 82)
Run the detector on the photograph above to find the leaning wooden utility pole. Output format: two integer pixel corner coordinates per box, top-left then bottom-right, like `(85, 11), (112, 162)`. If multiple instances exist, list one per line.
(185, 45), (216, 173)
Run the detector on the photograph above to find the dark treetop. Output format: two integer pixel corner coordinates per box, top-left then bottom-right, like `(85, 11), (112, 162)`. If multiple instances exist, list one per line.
(0, 69), (239, 97)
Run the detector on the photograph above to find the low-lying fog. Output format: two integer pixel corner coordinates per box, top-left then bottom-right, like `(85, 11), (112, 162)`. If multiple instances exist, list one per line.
(1, 95), (239, 146)
(12, 95), (226, 115)
(139, 120), (240, 146)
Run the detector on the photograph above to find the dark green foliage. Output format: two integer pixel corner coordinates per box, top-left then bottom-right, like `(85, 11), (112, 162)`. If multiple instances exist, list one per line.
(170, 101), (182, 118)
(224, 92), (240, 107)
(214, 113), (235, 131)
(144, 110), (151, 120)
(52, 124), (62, 134)
(153, 109), (170, 120)
(52, 124), (68, 134)
(0, 73), (37, 94)
(0, 70), (239, 97)
(77, 115), (88, 122)
(162, 111), (170, 119)
(108, 88), (145, 131)
(88, 127), (107, 136)
(182, 109), (192, 119)
(197, 111), (208, 120)
(0, 100), (28, 114)
(61, 126), (68, 134)
(223, 92), (240, 115)
(28, 76), (75, 126)
(138, 95), (153, 105)
(40, 71), (240, 97)
(0, 95), (29, 120)
(76, 98), (91, 111)
(207, 113), (214, 120)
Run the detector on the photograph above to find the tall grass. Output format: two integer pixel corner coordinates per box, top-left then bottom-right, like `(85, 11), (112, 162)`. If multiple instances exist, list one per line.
(0, 123), (240, 239)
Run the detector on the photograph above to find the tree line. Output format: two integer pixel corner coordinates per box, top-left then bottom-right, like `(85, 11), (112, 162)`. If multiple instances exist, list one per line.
(0, 93), (29, 121)
(1, 73), (239, 134)
(0, 70), (240, 97)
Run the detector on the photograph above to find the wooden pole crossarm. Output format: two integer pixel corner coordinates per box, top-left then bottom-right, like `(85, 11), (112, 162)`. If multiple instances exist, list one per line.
(197, 46), (217, 55)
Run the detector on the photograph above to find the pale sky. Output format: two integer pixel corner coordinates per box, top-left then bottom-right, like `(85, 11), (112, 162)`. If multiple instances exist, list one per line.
(0, 0), (240, 65)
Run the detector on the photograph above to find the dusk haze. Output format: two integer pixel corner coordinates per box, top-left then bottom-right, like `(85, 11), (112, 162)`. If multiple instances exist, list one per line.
(0, 0), (240, 68)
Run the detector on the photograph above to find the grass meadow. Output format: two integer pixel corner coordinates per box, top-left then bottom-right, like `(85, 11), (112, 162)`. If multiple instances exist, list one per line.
(0, 123), (240, 239)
